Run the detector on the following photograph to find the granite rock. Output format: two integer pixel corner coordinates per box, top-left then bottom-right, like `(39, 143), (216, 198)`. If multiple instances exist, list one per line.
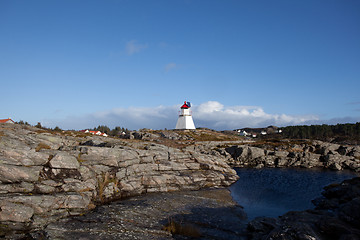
(222, 140), (360, 171)
(0, 123), (238, 237)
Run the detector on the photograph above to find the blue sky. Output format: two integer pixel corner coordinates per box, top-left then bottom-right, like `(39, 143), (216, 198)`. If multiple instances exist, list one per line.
(1, 0), (360, 130)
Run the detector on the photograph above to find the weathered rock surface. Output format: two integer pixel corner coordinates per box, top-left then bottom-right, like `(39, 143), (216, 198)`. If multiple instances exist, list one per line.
(1, 123), (360, 239)
(29, 189), (247, 240)
(0, 124), (238, 237)
(247, 177), (360, 240)
(25, 177), (360, 240)
(221, 140), (360, 172)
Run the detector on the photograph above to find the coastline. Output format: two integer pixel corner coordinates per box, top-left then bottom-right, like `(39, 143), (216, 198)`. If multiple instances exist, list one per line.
(0, 123), (359, 239)
(38, 188), (248, 240)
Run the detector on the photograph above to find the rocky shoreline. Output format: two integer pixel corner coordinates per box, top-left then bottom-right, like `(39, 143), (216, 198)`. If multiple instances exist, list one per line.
(31, 188), (248, 240)
(116, 128), (360, 172)
(0, 124), (237, 238)
(248, 177), (360, 239)
(210, 140), (360, 172)
(1, 123), (360, 239)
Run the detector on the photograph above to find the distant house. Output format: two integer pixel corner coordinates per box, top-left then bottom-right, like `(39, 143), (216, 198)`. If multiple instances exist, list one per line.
(80, 129), (108, 137)
(0, 118), (15, 124)
(235, 126), (281, 137)
(90, 131), (108, 137)
(237, 130), (249, 136)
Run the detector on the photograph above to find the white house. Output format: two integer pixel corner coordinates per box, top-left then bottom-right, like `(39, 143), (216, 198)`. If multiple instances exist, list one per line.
(238, 130), (249, 136)
(80, 130), (108, 137)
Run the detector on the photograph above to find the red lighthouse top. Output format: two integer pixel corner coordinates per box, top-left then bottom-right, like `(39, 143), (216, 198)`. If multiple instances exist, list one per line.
(180, 101), (190, 109)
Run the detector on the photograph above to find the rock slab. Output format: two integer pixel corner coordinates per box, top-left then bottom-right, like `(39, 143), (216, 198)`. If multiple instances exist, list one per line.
(37, 189), (248, 240)
(0, 123), (238, 237)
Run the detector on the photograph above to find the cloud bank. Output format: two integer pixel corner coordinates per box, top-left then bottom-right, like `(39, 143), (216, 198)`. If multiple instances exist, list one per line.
(193, 101), (320, 130)
(45, 101), (325, 131)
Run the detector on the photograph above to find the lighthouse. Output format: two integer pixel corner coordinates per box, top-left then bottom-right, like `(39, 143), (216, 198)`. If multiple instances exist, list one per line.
(175, 101), (196, 130)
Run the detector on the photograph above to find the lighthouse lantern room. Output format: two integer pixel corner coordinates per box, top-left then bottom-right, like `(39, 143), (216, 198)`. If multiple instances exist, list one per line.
(175, 101), (196, 130)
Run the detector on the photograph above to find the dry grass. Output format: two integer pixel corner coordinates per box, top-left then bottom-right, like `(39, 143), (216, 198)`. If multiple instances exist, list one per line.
(149, 129), (245, 149)
(176, 129), (242, 142)
(248, 139), (313, 151)
(76, 153), (86, 163)
(162, 218), (201, 238)
(35, 129), (51, 134)
(87, 202), (96, 210)
(97, 172), (111, 202)
(64, 131), (89, 138)
(157, 139), (192, 149)
(35, 128), (89, 138)
(35, 142), (51, 152)
(78, 187), (94, 193)
(97, 172), (120, 203)
(289, 147), (304, 152)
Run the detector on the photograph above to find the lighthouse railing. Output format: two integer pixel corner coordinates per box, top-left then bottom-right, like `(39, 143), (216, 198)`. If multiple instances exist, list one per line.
(178, 110), (192, 116)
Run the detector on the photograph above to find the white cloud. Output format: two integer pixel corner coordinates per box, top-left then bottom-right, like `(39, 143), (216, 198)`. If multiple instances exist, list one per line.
(197, 101), (224, 113)
(164, 62), (177, 72)
(192, 102), (319, 129)
(46, 105), (178, 130)
(125, 40), (148, 55)
(44, 101), (323, 131)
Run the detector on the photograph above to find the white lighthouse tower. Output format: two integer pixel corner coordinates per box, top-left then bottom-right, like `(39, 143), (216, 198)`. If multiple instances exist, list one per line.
(175, 101), (196, 130)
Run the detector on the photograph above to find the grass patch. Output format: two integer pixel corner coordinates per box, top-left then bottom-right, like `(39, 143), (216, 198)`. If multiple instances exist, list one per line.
(78, 187), (94, 193)
(248, 139), (313, 151)
(35, 129), (51, 134)
(34, 128), (89, 138)
(35, 142), (51, 152)
(97, 172), (111, 203)
(77, 153), (86, 163)
(64, 131), (89, 138)
(176, 129), (241, 142)
(157, 138), (192, 149)
(97, 172), (119, 203)
(162, 218), (201, 238)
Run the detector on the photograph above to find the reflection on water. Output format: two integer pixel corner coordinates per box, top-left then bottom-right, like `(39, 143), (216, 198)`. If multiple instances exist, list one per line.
(229, 168), (358, 220)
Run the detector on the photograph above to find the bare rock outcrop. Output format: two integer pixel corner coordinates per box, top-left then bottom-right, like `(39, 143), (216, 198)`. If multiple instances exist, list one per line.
(0, 124), (238, 237)
(33, 189), (248, 240)
(222, 140), (360, 172)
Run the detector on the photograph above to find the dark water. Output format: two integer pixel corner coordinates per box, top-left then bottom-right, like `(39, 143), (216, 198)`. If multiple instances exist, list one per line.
(229, 168), (358, 220)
